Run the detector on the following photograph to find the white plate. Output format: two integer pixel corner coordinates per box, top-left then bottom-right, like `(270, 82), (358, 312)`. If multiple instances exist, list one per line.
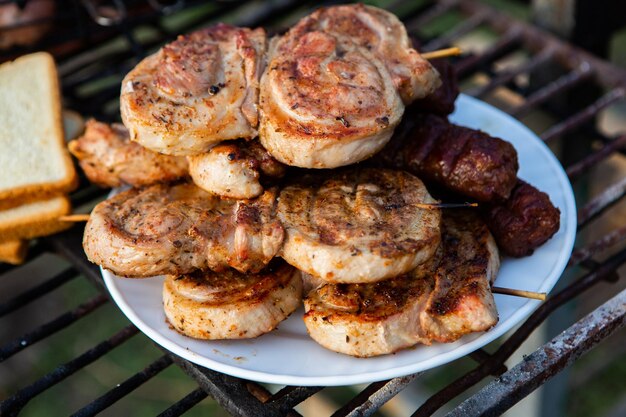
(102, 94), (577, 386)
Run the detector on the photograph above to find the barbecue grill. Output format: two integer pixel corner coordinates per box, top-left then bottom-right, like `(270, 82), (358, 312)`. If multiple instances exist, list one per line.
(1, 0), (625, 415)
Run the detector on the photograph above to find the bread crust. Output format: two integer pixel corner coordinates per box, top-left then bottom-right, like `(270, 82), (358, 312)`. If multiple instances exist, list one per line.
(0, 240), (28, 265)
(0, 196), (72, 241)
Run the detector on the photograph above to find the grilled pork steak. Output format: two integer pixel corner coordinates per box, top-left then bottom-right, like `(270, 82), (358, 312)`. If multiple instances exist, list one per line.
(68, 120), (188, 188)
(187, 139), (285, 199)
(164, 261), (302, 339)
(120, 24), (265, 155)
(303, 210), (499, 357)
(83, 183), (283, 277)
(277, 169), (441, 283)
(259, 4), (439, 169)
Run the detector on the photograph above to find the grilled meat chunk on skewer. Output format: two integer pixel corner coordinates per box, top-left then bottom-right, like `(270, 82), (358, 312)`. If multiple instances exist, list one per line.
(377, 113), (518, 202)
(304, 210), (499, 357)
(164, 261), (302, 339)
(259, 4), (439, 169)
(187, 139), (286, 199)
(121, 24), (265, 155)
(420, 210), (499, 342)
(484, 179), (561, 257)
(277, 169), (441, 284)
(68, 120), (188, 188)
(83, 183), (283, 277)
(375, 115), (560, 255)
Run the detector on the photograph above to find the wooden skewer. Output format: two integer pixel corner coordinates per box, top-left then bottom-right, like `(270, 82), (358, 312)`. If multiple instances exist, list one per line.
(422, 46), (463, 60)
(59, 214), (91, 222)
(492, 286), (547, 301)
(412, 202), (478, 210)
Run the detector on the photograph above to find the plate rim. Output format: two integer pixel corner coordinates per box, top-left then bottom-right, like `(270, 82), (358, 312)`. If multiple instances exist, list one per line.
(102, 94), (577, 386)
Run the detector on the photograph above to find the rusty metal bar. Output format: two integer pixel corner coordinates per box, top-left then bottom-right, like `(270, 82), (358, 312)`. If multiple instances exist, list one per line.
(568, 225), (626, 267)
(540, 88), (626, 142)
(510, 65), (593, 117)
(567, 135), (626, 179)
(269, 386), (323, 414)
(171, 355), (285, 417)
(465, 47), (553, 98)
(404, 0), (456, 33)
(0, 267), (78, 317)
(454, 28), (521, 78)
(453, 0), (626, 88)
(577, 175), (626, 228)
(157, 388), (209, 417)
(332, 374), (421, 417)
(71, 355), (173, 417)
(0, 293), (108, 361)
(0, 325), (138, 417)
(446, 289), (626, 417)
(421, 11), (486, 52)
(469, 349), (508, 376)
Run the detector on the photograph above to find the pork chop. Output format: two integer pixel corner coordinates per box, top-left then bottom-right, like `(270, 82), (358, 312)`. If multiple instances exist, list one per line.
(68, 120), (188, 188)
(164, 261), (302, 339)
(120, 24), (265, 155)
(83, 182), (283, 277)
(303, 210), (499, 357)
(277, 169), (441, 283)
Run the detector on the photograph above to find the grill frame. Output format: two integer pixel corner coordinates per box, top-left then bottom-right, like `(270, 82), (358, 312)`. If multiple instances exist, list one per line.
(1, 0), (625, 415)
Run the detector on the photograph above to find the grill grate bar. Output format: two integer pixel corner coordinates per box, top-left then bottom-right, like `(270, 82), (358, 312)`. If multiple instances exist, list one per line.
(446, 289), (626, 417)
(540, 89), (626, 142)
(566, 135), (626, 179)
(568, 225), (626, 267)
(404, 0), (455, 33)
(468, 349), (508, 376)
(0, 293), (108, 362)
(71, 354), (173, 417)
(453, 29), (521, 78)
(156, 388), (209, 417)
(577, 175), (626, 228)
(70, 185), (110, 207)
(412, 246), (626, 417)
(510, 65), (594, 117)
(421, 11), (486, 52)
(331, 374), (421, 417)
(269, 386), (324, 413)
(465, 47), (553, 98)
(47, 229), (107, 289)
(0, 242), (46, 276)
(171, 355), (286, 417)
(0, 325), (138, 417)
(0, 267), (78, 317)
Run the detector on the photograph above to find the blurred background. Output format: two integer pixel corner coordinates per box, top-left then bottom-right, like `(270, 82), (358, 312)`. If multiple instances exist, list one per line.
(0, 0), (624, 416)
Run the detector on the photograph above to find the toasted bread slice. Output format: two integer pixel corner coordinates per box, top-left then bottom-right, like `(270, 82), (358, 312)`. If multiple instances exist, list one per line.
(0, 52), (76, 207)
(0, 196), (72, 241)
(0, 240), (28, 265)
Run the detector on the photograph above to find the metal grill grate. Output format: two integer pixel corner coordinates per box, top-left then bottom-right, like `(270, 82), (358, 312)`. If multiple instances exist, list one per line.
(1, 0), (625, 415)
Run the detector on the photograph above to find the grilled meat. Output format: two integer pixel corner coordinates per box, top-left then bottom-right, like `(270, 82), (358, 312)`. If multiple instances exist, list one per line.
(277, 169), (441, 283)
(379, 113), (518, 202)
(83, 183), (283, 277)
(68, 120), (188, 188)
(164, 261), (302, 339)
(420, 210), (499, 343)
(187, 139), (286, 199)
(259, 4), (439, 169)
(484, 179), (561, 257)
(411, 58), (459, 116)
(120, 24), (265, 155)
(304, 210), (499, 357)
